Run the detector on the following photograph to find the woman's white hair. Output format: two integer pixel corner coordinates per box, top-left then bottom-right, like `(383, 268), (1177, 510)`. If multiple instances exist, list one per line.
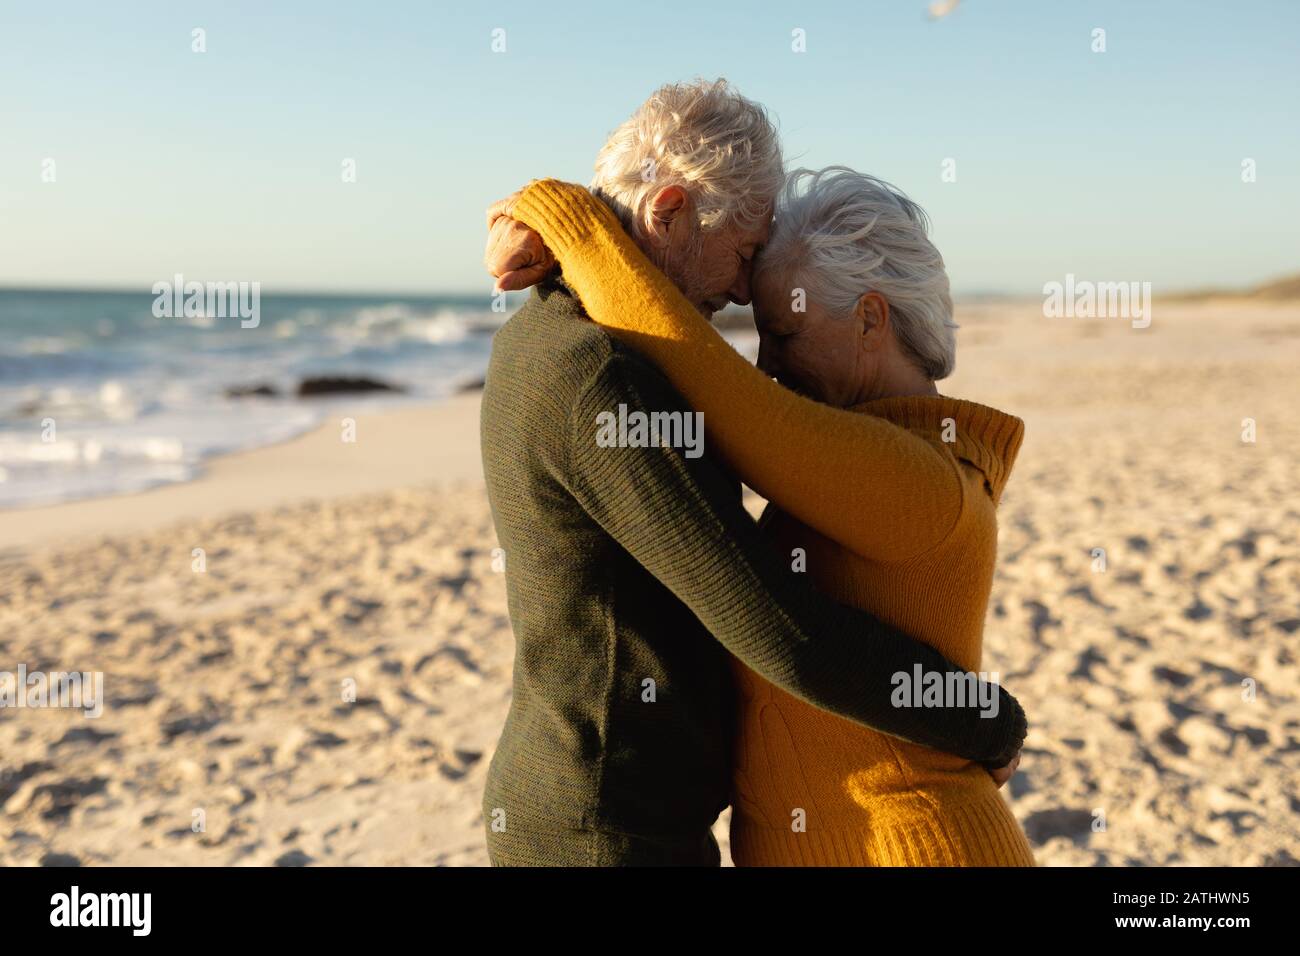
(590, 78), (783, 236)
(764, 166), (958, 381)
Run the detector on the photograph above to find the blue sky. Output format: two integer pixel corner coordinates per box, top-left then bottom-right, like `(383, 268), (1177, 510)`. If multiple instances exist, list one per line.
(2, 0), (1297, 296)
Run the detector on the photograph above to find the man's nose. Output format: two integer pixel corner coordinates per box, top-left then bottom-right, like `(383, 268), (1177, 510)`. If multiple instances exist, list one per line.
(728, 262), (754, 306)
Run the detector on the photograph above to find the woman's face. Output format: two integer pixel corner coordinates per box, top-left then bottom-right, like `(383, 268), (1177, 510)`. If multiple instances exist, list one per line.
(751, 263), (875, 408)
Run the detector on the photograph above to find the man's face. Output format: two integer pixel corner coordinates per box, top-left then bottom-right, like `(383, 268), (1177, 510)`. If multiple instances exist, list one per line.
(660, 205), (773, 320)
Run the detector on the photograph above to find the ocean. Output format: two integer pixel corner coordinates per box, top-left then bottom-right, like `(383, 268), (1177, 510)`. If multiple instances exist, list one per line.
(0, 288), (506, 509)
(0, 287), (762, 511)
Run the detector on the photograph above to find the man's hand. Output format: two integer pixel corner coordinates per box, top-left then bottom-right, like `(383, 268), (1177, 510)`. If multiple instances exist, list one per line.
(485, 193), (554, 292)
(987, 749), (1020, 789)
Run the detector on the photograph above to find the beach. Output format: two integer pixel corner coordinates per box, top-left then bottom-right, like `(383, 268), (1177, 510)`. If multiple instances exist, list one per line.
(1, 298), (1297, 867)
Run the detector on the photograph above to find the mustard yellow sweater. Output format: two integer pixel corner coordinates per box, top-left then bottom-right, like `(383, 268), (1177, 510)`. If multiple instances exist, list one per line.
(509, 179), (1036, 866)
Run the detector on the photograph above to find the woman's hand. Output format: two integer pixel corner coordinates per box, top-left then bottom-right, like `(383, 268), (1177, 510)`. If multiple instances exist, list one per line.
(987, 749), (1021, 789)
(484, 192), (555, 292)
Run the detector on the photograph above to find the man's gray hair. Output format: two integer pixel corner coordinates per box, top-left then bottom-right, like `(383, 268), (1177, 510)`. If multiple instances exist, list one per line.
(763, 166), (958, 381)
(590, 78), (783, 236)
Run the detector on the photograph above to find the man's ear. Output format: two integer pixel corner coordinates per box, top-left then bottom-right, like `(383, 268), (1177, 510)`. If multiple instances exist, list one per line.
(641, 185), (689, 249)
(855, 292), (891, 350)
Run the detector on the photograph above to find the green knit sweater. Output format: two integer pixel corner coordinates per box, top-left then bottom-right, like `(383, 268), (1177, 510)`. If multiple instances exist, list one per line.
(479, 280), (1027, 866)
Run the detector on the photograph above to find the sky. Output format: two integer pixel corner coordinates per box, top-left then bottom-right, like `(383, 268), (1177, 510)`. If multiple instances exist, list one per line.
(1, 0), (1297, 297)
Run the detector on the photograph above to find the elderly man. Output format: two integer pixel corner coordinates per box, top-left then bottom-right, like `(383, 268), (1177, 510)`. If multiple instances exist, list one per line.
(479, 79), (1024, 866)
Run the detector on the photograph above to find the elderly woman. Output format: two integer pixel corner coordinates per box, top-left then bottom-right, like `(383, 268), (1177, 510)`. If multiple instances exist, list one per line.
(487, 167), (1035, 866)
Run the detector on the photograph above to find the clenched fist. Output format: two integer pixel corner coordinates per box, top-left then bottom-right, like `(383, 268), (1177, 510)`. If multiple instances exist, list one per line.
(988, 749), (1021, 789)
(484, 193), (555, 292)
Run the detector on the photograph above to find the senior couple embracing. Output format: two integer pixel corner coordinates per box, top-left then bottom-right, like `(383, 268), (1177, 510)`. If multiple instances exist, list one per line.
(476, 78), (1034, 868)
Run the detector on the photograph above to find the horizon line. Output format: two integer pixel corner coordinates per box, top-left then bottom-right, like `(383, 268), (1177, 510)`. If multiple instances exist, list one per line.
(0, 273), (1294, 302)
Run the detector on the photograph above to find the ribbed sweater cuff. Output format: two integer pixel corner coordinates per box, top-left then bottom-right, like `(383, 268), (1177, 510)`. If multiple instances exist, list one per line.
(980, 691), (1028, 770)
(511, 179), (618, 259)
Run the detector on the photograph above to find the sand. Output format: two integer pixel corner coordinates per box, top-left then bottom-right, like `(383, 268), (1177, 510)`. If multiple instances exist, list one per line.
(1, 300), (1297, 866)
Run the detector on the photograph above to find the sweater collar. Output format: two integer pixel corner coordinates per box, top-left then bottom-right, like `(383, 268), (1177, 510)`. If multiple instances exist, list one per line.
(848, 395), (1025, 504)
(534, 275), (583, 312)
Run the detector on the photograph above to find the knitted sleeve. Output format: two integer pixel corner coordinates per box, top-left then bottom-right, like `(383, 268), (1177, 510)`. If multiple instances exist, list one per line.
(511, 179), (966, 563)
(565, 347), (1026, 770)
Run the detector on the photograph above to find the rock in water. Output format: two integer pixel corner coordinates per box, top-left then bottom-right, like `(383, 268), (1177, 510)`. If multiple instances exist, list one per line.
(224, 384), (280, 398)
(296, 376), (405, 397)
